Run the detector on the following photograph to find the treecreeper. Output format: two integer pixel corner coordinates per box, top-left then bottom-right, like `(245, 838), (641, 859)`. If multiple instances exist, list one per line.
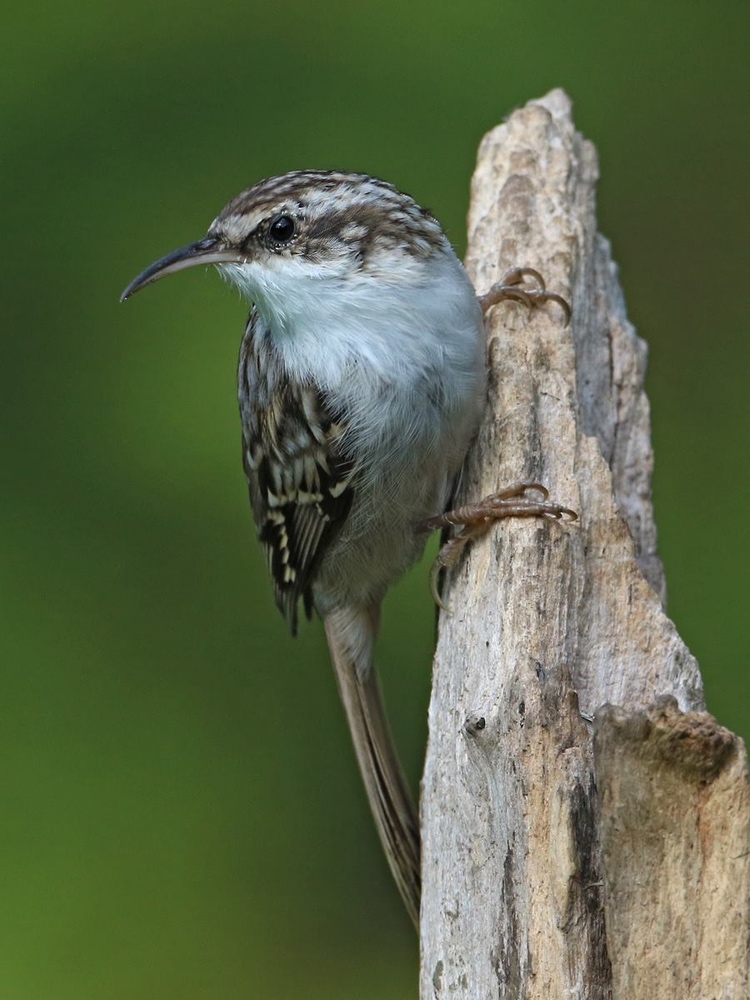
(121, 169), (572, 926)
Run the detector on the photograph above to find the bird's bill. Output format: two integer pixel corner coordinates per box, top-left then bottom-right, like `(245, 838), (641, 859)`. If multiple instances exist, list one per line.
(120, 237), (244, 302)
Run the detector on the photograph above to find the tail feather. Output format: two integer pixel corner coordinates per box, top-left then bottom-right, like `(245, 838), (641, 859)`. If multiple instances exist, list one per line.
(324, 605), (421, 927)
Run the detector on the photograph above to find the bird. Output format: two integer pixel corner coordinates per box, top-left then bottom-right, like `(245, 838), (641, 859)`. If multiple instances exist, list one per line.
(121, 170), (572, 928)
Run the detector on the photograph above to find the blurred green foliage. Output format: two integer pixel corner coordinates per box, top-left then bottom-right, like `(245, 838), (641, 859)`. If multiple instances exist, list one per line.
(2, 1), (748, 996)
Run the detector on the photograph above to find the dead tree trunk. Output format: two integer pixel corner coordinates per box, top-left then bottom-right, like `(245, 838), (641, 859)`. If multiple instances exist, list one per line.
(420, 89), (750, 1000)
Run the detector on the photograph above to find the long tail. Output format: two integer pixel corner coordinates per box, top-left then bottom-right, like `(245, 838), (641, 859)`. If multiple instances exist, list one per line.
(323, 604), (421, 927)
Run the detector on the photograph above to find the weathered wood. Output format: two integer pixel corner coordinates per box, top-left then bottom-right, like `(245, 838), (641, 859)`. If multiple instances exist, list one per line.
(596, 698), (749, 999)
(420, 89), (750, 999)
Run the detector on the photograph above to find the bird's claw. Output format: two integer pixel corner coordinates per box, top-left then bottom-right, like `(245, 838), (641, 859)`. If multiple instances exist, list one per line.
(478, 267), (571, 326)
(423, 481), (578, 609)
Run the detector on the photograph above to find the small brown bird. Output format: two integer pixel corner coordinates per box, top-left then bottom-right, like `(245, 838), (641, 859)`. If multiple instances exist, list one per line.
(122, 170), (572, 926)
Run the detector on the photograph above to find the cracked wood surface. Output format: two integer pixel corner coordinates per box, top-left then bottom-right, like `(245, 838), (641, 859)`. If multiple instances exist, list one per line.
(419, 89), (749, 1000)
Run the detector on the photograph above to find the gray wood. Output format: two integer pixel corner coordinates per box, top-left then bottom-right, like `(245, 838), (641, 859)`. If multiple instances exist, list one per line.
(420, 89), (749, 1000)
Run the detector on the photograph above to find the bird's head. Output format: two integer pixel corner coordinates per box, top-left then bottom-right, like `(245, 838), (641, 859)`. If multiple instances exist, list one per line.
(120, 170), (449, 310)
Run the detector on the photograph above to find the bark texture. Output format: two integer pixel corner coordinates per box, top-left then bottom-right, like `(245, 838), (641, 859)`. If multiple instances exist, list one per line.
(420, 89), (750, 1000)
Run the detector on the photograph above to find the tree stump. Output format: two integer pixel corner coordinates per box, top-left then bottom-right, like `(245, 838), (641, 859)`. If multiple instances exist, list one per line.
(420, 89), (749, 1000)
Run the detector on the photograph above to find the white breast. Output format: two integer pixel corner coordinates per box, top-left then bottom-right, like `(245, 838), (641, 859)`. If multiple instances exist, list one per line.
(222, 247), (487, 608)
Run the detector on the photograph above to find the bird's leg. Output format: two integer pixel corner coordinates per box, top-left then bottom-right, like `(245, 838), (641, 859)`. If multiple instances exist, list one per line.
(478, 266), (571, 325)
(417, 270), (575, 609)
(417, 267), (578, 611)
(417, 482), (577, 610)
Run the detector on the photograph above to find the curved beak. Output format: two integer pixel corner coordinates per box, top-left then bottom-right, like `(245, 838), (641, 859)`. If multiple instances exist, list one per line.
(120, 237), (245, 302)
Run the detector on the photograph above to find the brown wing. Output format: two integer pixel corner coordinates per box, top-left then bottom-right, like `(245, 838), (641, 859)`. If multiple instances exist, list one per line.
(241, 384), (354, 635)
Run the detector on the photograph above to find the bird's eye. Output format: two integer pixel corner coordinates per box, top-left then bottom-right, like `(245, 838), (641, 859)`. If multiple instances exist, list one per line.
(268, 214), (296, 244)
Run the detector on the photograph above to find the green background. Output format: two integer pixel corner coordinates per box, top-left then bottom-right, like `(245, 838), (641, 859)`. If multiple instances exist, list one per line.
(2, 1), (748, 996)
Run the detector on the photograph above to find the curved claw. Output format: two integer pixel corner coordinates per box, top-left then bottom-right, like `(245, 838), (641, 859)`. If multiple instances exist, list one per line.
(516, 482), (549, 500)
(501, 266), (547, 292)
(430, 560), (453, 614)
(528, 502), (578, 522)
(535, 290), (571, 326)
(478, 267), (570, 326)
(504, 288), (534, 308)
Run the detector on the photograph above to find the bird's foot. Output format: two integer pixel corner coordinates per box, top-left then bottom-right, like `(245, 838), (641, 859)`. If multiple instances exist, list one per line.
(418, 482), (577, 611)
(478, 267), (571, 325)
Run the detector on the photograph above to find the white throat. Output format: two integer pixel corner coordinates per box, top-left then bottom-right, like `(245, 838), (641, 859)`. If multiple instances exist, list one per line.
(221, 250), (481, 388)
